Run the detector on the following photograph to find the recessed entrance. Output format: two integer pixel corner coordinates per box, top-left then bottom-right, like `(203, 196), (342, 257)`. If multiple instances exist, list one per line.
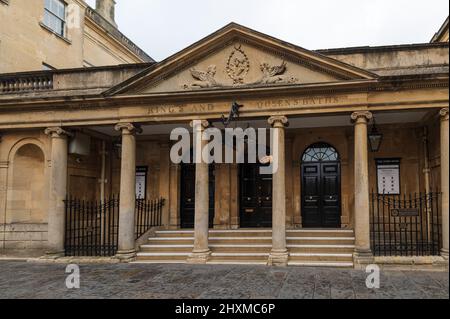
(239, 162), (272, 228)
(301, 143), (341, 228)
(180, 164), (215, 229)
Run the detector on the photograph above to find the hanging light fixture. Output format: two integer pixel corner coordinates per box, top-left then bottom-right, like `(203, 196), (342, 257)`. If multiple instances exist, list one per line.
(368, 118), (383, 152)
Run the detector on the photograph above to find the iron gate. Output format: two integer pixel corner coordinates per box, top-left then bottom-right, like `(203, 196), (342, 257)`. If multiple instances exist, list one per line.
(370, 192), (442, 256)
(65, 196), (165, 256)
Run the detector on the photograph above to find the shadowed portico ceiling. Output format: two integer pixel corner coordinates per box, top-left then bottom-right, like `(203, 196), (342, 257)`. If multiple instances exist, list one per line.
(104, 23), (378, 96)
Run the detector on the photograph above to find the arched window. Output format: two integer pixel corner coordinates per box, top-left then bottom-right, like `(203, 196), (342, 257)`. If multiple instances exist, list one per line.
(302, 143), (339, 162)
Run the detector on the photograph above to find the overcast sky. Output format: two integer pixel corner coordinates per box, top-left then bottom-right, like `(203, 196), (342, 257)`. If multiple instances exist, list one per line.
(86, 0), (449, 61)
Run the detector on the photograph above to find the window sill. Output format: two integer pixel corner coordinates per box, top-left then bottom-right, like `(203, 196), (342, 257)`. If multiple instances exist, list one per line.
(39, 22), (72, 45)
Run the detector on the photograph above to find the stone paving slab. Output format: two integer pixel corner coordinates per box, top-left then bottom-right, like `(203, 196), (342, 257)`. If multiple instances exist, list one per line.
(0, 261), (448, 299)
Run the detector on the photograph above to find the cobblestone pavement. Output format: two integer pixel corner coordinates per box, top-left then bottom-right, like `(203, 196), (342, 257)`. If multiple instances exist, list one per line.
(0, 261), (448, 299)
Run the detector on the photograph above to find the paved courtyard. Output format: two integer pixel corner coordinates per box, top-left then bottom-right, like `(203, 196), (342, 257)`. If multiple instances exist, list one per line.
(0, 261), (448, 299)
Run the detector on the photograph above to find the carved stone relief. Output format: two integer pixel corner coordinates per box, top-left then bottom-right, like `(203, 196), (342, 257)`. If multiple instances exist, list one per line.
(184, 65), (221, 89)
(255, 61), (298, 85)
(182, 44), (298, 89)
(226, 44), (250, 84)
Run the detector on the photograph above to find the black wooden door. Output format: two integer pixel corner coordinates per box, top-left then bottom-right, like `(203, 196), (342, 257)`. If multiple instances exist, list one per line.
(180, 164), (215, 229)
(302, 162), (341, 228)
(239, 163), (272, 228)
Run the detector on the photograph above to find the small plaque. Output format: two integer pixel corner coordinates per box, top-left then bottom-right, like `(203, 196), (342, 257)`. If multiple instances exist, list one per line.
(391, 208), (419, 217)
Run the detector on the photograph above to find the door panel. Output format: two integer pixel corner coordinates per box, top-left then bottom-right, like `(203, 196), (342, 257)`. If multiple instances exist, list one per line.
(301, 162), (341, 228)
(302, 163), (322, 227)
(239, 164), (272, 228)
(180, 164), (215, 229)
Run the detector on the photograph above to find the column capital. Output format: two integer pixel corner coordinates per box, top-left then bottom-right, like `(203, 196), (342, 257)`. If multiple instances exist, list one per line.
(190, 120), (209, 130)
(440, 108), (449, 121)
(351, 111), (373, 123)
(44, 127), (73, 138)
(268, 116), (289, 128)
(114, 123), (143, 135)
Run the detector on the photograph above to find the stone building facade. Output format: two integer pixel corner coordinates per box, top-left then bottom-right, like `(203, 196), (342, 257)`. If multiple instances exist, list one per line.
(0, 16), (448, 267)
(0, 0), (153, 73)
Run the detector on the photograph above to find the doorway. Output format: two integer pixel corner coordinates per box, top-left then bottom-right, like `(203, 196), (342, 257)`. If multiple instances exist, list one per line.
(301, 143), (341, 228)
(239, 162), (272, 228)
(179, 164), (215, 229)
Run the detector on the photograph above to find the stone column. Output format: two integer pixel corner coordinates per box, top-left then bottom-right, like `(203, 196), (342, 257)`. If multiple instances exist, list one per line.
(188, 120), (211, 263)
(440, 108), (449, 260)
(114, 123), (141, 261)
(268, 116), (289, 266)
(159, 142), (171, 228)
(45, 127), (72, 257)
(351, 111), (374, 265)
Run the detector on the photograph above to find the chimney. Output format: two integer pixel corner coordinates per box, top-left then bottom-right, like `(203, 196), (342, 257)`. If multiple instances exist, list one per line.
(95, 0), (117, 28)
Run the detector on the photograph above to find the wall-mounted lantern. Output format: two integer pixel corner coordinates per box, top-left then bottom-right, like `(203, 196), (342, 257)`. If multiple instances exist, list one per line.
(368, 118), (383, 152)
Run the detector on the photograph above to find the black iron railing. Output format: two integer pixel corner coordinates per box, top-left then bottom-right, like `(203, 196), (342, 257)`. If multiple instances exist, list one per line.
(135, 198), (165, 239)
(64, 196), (119, 257)
(370, 192), (442, 257)
(64, 196), (165, 257)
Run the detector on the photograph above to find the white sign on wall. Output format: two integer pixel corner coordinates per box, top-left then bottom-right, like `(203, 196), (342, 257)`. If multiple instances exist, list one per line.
(376, 159), (401, 195)
(136, 167), (148, 199)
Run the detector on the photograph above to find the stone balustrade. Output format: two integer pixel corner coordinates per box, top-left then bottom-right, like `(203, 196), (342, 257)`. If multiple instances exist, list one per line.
(0, 74), (53, 94)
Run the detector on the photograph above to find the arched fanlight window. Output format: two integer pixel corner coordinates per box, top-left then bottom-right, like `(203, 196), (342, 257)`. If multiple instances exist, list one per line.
(302, 143), (340, 162)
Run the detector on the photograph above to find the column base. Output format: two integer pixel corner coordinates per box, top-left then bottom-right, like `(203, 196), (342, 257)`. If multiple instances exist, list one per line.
(187, 250), (211, 264)
(114, 249), (136, 263)
(441, 248), (449, 261)
(353, 249), (374, 268)
(267, 250), (289, 267)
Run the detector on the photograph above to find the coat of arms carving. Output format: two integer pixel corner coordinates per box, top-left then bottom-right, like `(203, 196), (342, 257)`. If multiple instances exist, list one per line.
(226, 44), (250, 84)
(182, 46), (298, 89)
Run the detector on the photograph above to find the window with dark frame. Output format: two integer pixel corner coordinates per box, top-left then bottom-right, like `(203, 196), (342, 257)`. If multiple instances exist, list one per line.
(43, 0), (66, 36)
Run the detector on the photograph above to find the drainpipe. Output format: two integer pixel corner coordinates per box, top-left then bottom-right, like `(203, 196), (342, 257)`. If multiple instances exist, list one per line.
(422, 126), (432, 240)
(100, 140), (106, 203)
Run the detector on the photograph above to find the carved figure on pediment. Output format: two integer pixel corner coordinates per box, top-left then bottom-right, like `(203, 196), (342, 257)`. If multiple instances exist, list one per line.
(257, 61), (298, 84)
(226, 44), (250, 85)
(184, 65), (220, 89)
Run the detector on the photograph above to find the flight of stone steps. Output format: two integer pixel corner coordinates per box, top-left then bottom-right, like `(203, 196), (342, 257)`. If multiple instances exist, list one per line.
(135, 229), (355, 267)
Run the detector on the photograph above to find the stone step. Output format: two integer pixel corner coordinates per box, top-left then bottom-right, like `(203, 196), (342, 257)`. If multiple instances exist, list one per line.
(139, 244), (355, 254)
(287, 261), (354, 268)
(135, 252), (189, 262)
(288, 245), (355, 254)
(289, 253), (354, 262)
(155, 229), (354, 238)
(137, 229), (355, 266)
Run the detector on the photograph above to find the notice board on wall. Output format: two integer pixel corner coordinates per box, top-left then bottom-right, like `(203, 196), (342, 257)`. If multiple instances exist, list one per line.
(136, 166), (148, 200)
(376, 159), (401, 195)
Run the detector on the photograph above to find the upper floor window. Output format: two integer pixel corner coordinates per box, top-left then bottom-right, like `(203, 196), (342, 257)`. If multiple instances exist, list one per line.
(43, 0), (66, 36)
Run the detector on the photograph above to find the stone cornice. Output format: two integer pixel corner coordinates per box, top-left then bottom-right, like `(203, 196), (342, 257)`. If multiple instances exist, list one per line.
(0, 73), (447, 110)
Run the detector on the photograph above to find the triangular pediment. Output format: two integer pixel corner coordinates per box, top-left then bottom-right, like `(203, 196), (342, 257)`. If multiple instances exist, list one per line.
(106, 23), (377, 95)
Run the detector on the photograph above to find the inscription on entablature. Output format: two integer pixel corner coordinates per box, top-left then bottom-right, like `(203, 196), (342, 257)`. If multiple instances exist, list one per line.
(256, 96), (343, 109)
(148, 103), (215, 115)
(146, 96), (346, 116)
